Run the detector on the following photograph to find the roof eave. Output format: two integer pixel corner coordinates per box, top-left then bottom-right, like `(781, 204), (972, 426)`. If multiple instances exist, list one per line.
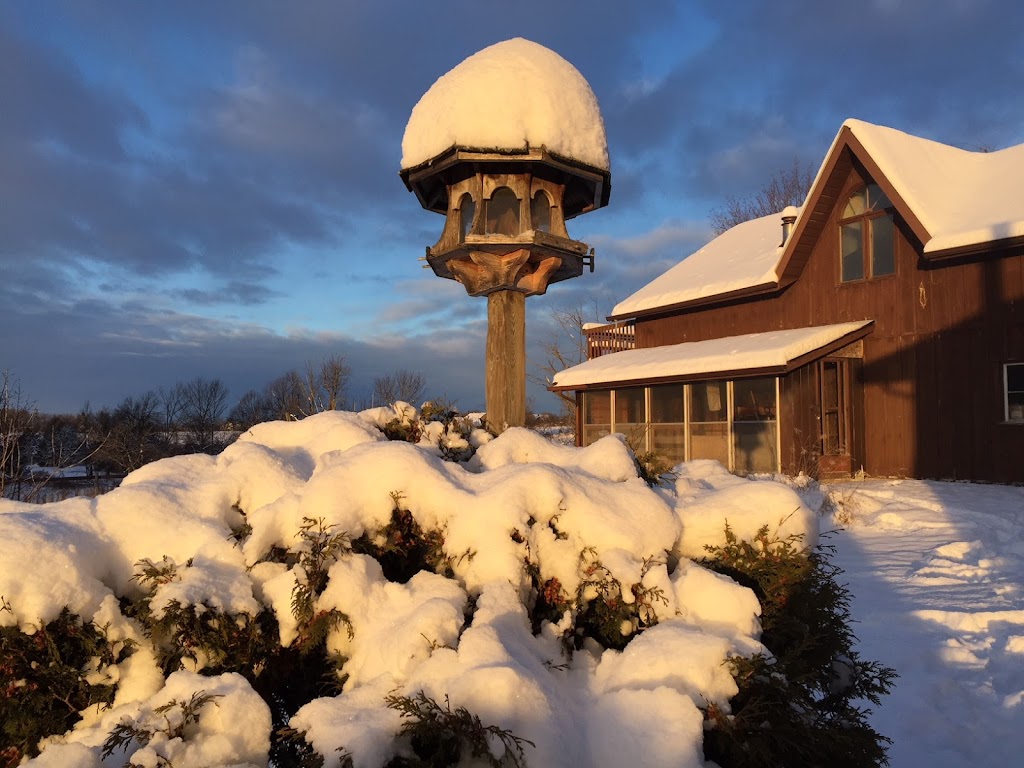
(607, 280), (780, 322)
(923, 233), (1024, 261)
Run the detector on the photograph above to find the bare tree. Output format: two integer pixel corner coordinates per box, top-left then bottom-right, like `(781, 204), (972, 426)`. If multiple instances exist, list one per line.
(1, 370), (37, 499)
(264, 370), (307, 421)
(306, 354), (351, 412)
(158, 382), (188, 432)
(372, 369), (427, 407)
(102, 392), (162, 472)
(529, 300), (602, 420)
(709, 158), (815, 235)
(229, 389), (274, 430)
(262, 355), (351, 421)
(181, 377), (230, 450)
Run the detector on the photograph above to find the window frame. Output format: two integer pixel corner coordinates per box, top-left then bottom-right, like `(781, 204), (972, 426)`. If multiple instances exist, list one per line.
(838, 184), (896, 283)
(1005, 363), (1024, 423)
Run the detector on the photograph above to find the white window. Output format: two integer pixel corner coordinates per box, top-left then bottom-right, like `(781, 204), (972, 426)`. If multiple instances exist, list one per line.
(1005, 363), (1024, 422)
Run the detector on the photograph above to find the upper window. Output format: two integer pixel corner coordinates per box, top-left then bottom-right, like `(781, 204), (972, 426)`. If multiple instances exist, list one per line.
(839, 184), (895, 282)
(1006, 363), (1024, 422)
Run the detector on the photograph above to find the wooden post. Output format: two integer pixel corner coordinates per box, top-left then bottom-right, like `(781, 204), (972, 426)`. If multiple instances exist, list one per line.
(486, 290), (526, 432)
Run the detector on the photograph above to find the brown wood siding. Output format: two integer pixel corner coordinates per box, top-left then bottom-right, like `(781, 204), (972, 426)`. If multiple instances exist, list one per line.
(634, 162), (1024, 483)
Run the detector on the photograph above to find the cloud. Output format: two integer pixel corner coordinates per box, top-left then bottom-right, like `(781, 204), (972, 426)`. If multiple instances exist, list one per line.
(4, 1), (1024, 419)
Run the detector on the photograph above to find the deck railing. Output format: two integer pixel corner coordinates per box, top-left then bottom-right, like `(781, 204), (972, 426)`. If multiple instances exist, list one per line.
(583, 322), (635, 360)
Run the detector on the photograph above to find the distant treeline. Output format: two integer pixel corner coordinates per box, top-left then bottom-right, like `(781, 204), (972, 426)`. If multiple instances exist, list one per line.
(1, 358), (432, 501)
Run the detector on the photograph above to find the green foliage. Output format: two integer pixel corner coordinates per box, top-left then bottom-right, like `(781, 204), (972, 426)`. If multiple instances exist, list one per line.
(382, 416), (423, 444)
(380, 403), (479, 463)
(127, 557), (280, 676)
(516, 525), (667, 654)
(124, 538), (348, 766)
(101, 690), (222, 765)
(633, 450), (676, 487)
(700, 524), (897, 767)
(0, 607), (131, 764)
(353, 493), (464, 583)
(571, 550), (667, 651)
(385, 691), (534, 768)
(290, 517), (353, 654)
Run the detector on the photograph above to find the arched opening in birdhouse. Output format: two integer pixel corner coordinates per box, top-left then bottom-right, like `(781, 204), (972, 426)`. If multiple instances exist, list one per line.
(485, 187), (521, 236)
(458, 192), (476, 242)
(531, 190), (552, 233)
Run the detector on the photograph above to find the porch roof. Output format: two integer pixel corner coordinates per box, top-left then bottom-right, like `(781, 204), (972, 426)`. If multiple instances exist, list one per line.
(550, 320), (873, 390)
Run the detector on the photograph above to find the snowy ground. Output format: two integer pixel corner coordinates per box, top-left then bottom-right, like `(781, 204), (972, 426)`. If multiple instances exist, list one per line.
(821, 479), (1024, 767)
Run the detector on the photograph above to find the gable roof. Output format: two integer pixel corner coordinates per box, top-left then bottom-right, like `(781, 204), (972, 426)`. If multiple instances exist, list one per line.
(836, 119), (1024, 255)
(551, 320), (873, 390)
(610, 119), (1024, 320)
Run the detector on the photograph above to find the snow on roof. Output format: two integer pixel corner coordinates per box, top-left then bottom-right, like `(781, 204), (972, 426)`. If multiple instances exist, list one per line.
(841, 119), (1024, 253)
(552, 321), (871, 388)
(611, 212), (784, 319)
(611, 120), (1024, 320)
(400, 38), (609, 171)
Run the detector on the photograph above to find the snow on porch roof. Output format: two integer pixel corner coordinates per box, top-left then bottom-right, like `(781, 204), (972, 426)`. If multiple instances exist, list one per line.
(551, 320), (872, 390)
(610, 211), (784, 320)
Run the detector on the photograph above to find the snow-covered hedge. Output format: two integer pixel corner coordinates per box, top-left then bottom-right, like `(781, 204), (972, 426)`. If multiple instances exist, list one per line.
(1, 407), (830, 767)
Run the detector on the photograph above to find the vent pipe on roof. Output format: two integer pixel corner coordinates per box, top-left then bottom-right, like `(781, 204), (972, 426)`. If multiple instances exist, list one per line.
(780, 206), (799, 246)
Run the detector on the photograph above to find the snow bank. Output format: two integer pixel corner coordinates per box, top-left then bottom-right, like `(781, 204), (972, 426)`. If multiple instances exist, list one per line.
(673, 460), (818, 559)
(0, 409), (829, 767)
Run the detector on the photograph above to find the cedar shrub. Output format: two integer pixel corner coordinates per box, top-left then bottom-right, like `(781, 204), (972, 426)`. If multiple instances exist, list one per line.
(700, 524), (897, 767)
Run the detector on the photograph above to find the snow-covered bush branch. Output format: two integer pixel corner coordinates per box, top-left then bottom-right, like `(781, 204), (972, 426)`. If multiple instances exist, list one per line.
(0, 406), (892, 767)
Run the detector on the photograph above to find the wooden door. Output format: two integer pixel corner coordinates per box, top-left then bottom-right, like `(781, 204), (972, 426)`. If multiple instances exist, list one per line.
(819, 359), (853, 476)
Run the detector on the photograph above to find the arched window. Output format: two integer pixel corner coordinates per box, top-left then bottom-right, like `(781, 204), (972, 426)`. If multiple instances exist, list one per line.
(839, 184), (895, 282)
(530, 191), (552, 233)
(485, 187), (521, 235)
(458, 193), (476, 242)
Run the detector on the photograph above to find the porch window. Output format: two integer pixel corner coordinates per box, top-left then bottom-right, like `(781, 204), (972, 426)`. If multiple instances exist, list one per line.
(733, 377), (778, 473)
(579, 378), (779, 473)
(615, 387), (647, 448)
(1006, 363), (1024, 422)
(650, 384), (685, 463)
(582, 390), (611, 445)
(688, 380), (729, 467)
(839, 184), (895, 282)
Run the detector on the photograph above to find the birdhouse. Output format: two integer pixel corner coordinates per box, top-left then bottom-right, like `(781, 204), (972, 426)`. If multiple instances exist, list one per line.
(399, 38), (611, 430)
(400, 147), (609, 296)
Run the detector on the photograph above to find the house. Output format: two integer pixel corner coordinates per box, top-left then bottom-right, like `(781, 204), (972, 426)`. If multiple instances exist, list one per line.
(551, 119), (1024, 483)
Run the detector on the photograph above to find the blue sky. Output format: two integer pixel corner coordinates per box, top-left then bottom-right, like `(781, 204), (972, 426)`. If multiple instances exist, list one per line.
(3, 1), (1022, 414)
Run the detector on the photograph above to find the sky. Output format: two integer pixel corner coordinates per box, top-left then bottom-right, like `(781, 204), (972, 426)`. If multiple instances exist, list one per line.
(3, 0), (1023, 416)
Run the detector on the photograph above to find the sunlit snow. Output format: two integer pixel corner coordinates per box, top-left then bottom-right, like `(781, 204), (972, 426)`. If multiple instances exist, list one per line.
(401, 38), (609, 172)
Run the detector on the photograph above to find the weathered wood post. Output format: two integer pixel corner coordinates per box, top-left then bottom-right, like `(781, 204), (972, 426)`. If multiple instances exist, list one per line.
(398, 39), (611, 432)
(486, 289), (526, 430)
